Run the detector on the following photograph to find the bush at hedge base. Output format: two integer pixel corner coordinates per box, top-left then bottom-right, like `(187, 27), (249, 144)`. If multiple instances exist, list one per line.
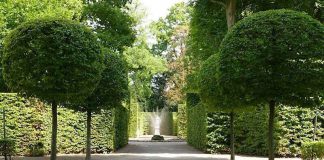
(0, 139), (15, 158)
(28, 142), (45, 157)
(2, 18), (104, 160)
(218, 9), (324, 160)
(301, 141), (324, 160)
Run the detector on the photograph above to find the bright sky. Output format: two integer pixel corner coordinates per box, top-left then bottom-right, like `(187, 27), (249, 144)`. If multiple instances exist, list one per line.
(140, 0), (187, 23)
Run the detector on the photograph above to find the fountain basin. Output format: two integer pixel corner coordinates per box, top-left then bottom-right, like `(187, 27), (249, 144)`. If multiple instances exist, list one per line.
(151, 135), (164, 141)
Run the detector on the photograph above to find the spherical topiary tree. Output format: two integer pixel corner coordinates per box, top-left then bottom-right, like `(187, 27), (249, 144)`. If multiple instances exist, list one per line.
(2, 18), (104, 160)
(70, 51), (128, 160)
(218, 9), (324, 160)
(198, 54), (248, 160)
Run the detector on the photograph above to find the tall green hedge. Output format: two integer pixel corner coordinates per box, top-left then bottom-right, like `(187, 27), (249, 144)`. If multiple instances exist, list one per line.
(206, 112), (230, 154)
(114, 105), (129, 150)
(160, 111), (174, 135)
(276, 106), (323, 156)
(186, 93), (207, 151)
(173, 112), (178, 136)
(186, 100), (324, 157)
(128, 98), (139, 138)
(177, 104), (187, 139)
(234, 106), (270, 156)
(0, 93), (129, 155)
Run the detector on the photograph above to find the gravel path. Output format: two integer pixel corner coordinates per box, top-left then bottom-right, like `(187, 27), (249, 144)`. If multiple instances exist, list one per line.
(1, 141), (301, 160)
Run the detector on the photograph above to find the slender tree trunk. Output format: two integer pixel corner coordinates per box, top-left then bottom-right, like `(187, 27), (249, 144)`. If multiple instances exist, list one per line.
(230, 111), (235, 160)
(51, 101), (58, 160)
(268, 100), (275, 160)
(313, 109), (318, 141)
(226, 1), (236, 159)
(3, 106), (7, 160)
(226, 0), (237, 29)
(86, 110), (92, 160)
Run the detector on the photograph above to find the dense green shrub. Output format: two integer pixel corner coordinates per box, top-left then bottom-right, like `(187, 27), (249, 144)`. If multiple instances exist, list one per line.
(28, 142), (45, 157)
(206, 112), (230, 154)
(186, 93), (207, 151)
(0, 139), (15, 156)
(0, 93), (129, 155)
(301, 141), (324, 160)
(177, 104), (187, 139)
(276, 106), (323, 156)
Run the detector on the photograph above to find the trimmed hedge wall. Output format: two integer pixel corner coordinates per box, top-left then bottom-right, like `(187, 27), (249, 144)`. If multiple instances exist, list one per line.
(185, 95), (324, 157)
(177, 104), (187, 139)
(186, 93), (207, 151)
(114, 105), (129, 149)
(128, 98), (139, 138)
(160, 111), (174, 135)
(0, 93), (129, 155)
(173, 112), (178, 136)
(206, 112), (230, 154)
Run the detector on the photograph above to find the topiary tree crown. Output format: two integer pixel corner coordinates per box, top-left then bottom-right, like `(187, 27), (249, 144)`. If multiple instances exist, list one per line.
(75, 51), (129, 112)
(2, 18), (104, 103)
(198, 54), (248, 112)
(219, 9), (324, 107)
(217, 9), (324, 160)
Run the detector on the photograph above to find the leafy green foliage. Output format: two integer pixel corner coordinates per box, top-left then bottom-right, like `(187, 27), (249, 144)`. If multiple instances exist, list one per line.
(199, 54), (248, 112)
(186, 0), (320, 93)
(0, 0), (83, 92)
(150, 2), (191, 56)
(149, 3), (191, 108)
(186, 0), (227, 65)
(315, 0), (324, 22)
(0, 139), (15, 156)
(83, 0), (135, 52)
(125, 35), (167, 107)
(0, 0), (83, 35)
(206, 112), (230, 154)
(301, 141), (324, 160)
(72, 52), (128, 112)
(276, 106), (324, 156)
(0, 93), (129, 155)
(28, 142), (45, 157)
(2, 18), (104, 103)
(219, 9), (324, 107)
